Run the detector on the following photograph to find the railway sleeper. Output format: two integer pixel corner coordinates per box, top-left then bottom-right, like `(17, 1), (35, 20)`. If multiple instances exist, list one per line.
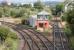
(56, 47), (63, 50)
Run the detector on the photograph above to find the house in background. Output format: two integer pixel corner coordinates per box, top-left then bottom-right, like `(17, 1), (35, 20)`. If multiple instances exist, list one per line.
(29, 11), (51, 32)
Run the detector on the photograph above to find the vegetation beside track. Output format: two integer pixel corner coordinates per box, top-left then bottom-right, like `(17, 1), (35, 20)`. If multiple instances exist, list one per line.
(62, 8), (74, 50)
(63, 24), (74, 50)
(0, 26), (19, 50)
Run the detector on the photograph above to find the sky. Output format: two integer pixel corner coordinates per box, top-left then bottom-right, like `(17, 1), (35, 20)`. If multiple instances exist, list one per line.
(0, 0), (64, 3)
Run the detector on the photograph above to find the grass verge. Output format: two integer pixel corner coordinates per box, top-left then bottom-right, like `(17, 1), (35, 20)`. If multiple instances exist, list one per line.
(0, 26), (19, 50)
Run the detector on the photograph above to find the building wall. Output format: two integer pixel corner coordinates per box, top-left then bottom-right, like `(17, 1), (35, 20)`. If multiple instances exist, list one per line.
(36, 20), (49, 28)
(29, 15), (37, 27)
(29, 11), (50, 32)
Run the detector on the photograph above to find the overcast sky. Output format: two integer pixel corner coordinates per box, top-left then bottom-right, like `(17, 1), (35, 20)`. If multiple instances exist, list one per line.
(0, 0), (64, 3)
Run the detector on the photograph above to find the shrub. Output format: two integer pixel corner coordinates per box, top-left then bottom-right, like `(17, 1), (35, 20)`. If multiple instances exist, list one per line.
(0, 26), (17, 42)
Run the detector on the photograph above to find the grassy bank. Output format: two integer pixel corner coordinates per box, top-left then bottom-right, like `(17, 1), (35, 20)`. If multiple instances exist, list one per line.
(0, 26), (19, 50)
(64, 24), (74, 50)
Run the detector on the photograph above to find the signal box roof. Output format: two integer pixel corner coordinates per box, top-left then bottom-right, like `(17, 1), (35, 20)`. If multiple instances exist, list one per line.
(37, 11), (49, 15)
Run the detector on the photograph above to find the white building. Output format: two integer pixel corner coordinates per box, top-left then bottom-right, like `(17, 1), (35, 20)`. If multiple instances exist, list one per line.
(29, 11), (51, 29)
(29, 15), (37, 27)
(29, 11), (52, 31)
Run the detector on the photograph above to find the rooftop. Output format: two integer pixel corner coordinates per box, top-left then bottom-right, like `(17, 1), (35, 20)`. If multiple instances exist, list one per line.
(37, 11), (49, 15)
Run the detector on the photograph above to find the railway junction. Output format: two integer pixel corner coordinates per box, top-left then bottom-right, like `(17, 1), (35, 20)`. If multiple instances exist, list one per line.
(0, 17), (70, 50)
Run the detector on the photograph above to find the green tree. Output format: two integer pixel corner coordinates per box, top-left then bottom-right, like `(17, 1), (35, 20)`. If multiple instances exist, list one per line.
(66, 8), (74, 33)
(63, 7), (74, 36)
(66, 9), (74, 24)
(0, 26), (17, 42)
(0, 7), (4, 17)
(55, 4), (64, 16)
(34, 1), (44, 11)
(65, 8), (74, 50)
(22, 4), (32, 8)
(0, 26), (10, 41)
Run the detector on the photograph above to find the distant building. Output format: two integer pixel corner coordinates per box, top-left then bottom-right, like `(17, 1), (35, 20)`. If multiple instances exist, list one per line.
(29, 11), (51, 31)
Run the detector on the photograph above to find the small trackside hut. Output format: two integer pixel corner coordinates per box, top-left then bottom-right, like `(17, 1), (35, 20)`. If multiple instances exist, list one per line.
(29, 11), (50, 32)
(36, 11), (50, 31)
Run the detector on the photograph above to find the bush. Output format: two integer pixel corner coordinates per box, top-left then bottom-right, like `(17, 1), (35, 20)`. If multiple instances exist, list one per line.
(34, 1), (44, 10)
(0, 26), (18, 50)
(0, 26), (17, 42)
(0, 26), (9, 41)
(21, 19), (29, 25)
(64, 8), (74, 50)
(64, 26), (72, 37)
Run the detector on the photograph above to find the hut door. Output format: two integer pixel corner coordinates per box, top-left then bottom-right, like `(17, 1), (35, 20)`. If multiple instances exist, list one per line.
(39, 23), (43, 28)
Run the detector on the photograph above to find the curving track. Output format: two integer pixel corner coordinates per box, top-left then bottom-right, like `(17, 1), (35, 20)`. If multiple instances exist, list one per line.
(0, 17), (70, 50)
(1, 22), (54, 50)
(2, 22), (40, 50)
(17, 25), (54, 50)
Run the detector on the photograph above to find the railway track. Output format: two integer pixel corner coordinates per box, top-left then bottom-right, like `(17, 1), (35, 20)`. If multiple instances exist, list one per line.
(1, 22), (54, 50)
(53, 18), (70, 50)
(28, 29), (54, 50)
(17, 25), (54, 50)
(3, 23), (30, 50)
(2, 22), (40, 50)
(0, 17), (70, 50)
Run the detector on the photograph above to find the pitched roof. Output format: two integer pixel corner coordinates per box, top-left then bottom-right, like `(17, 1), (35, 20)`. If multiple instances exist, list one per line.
(37, 11), (49, 15)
